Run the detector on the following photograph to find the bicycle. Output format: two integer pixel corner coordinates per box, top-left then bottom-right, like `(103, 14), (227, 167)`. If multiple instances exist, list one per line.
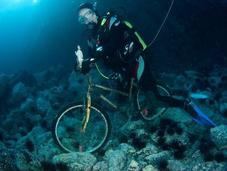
(52, 74), (171, 153)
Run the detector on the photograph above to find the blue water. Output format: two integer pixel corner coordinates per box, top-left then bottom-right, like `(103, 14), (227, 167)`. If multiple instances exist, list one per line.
(0, 0), (84, 73)
(0, 0), (226, 74)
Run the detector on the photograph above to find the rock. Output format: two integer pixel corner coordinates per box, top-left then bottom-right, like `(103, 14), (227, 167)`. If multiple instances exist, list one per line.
(183, 71), (201, 90)
(167, 160), (187, 171)
(127, 160), (140, 171)
(220, 103), (227, 113)
(120, 120), (146, 134)
(53, 152), (97, 171)
(93, 161), (108, 171)
(162, 108), (191, 123)
(15, 150), (40, 171)
(10, 71), (37, 87)
(35, 133), (60, 160)
(0, 149), (17, 170)
(50, 85), (64, 95)
(104, 149), (127, 171)
(135, 143), (159, 160)
(101, 144), (136, 169)
(142, 164), (158, 171)
(208, 76), (222, 88)
(221, 91), (227, 101)
(20, 97), (35, 112)
(118, 143), (136, 154)
(145, 151), (171, 166)
(11, 82), (29, 103)
(192, 162), (225, 171)
(210, 125), (227, 149)
(135, 129), (149, 138)
(0, 74), (10, 99)
(68, 71), (86, 93)
(0, 142), (5, 149)
(15, 126), (59, 160)
(36, 97), (51, 115)
(0, 76), (10, 112)
(173, 75), (187, 90)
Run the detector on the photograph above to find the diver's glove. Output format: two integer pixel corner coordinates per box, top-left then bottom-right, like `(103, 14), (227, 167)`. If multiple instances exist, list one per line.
(184, 98), (216, 127)
(75, 45), (84, 71)
(74, 45), (94, 74)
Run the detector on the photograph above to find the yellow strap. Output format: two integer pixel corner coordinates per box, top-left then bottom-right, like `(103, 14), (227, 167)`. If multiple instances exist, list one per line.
(124, 21), (147, 51)
(95, 63), (110, 79)
(101, 18), (107, 26)
(134, 32), (147, 50)
(124, 21), (133, 29)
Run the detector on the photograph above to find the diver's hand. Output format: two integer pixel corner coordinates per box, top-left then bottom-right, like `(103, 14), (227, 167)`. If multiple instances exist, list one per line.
(75, 45), (84, 71)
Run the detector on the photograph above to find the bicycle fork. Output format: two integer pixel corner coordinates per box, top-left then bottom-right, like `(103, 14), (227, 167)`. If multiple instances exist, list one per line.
(81, 83), (92, 133)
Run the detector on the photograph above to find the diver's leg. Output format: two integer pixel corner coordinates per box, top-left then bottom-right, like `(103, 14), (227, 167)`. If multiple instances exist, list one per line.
(139, 62), (216, 127)
(139, 60), (185, 108)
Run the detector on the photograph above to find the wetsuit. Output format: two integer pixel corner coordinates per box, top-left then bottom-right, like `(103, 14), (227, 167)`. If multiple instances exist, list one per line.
(77, 11), (217, 127)
(77, 12), (187, 109)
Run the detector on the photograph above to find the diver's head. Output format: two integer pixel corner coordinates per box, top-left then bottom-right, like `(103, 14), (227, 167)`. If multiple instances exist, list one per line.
(78, 2), (98, 25)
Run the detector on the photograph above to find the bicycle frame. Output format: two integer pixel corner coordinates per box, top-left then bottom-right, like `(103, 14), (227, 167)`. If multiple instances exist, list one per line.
(53, 74), (171, 153)
(81, 75), (136, 132)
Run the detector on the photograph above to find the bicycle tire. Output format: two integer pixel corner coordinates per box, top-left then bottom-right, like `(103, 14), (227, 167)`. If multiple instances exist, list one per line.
(52, 103), (111, 153)
(136, 84), (171, 121)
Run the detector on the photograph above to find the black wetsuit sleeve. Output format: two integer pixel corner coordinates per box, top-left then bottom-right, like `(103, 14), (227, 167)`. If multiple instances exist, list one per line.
(79, 19), (125, 74)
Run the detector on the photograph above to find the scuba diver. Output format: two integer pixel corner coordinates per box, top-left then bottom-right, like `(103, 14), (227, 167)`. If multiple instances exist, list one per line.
(74, 2), (216, 127)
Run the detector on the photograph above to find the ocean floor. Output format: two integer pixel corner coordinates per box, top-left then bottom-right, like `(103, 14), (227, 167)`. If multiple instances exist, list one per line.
(0, 65), (227, 171)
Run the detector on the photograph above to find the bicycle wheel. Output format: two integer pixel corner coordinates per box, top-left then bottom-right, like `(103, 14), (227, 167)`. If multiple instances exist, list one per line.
(52, 103), (111, 153)
(136, 84), (171, 121)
